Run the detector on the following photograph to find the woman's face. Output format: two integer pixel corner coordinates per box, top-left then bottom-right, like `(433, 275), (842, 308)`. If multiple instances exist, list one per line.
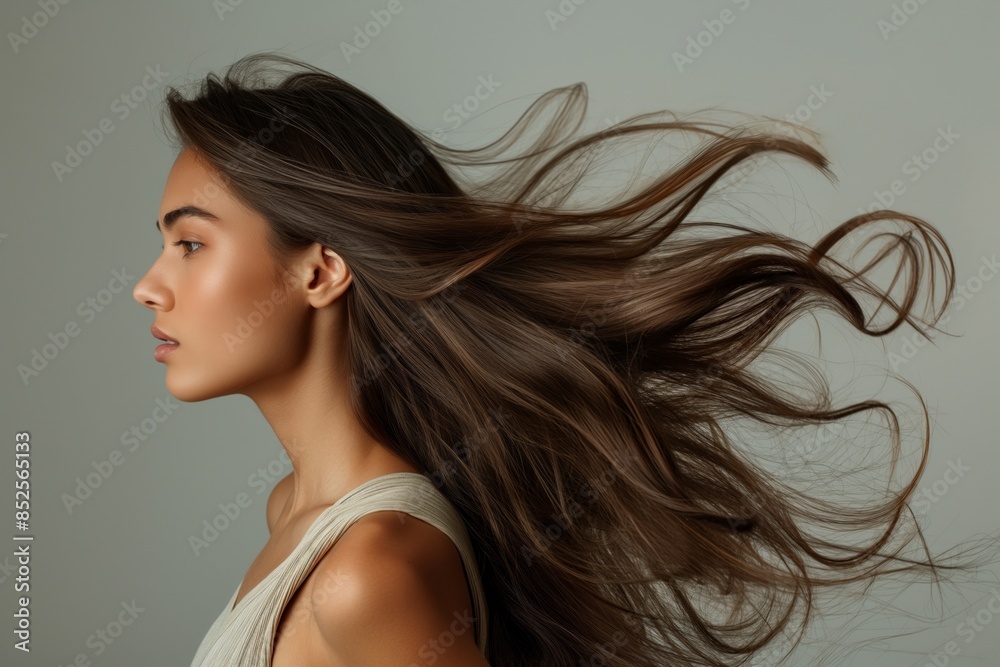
(133, 147), (310, 402)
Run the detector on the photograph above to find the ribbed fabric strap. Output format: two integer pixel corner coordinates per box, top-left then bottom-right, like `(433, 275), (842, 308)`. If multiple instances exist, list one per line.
(190, 472), (488, 666)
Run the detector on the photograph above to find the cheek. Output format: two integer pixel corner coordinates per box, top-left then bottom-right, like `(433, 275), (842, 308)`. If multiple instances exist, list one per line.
(185, 263), (303, 370)
(223, 273), (307, 364)
(192, 268), (257, 352)
(165, 269), (305, 401)
(231, 293), (304, 361)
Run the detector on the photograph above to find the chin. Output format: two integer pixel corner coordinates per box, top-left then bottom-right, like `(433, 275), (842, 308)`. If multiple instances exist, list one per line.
(164, 359), (267, 403)
(164, 371), (232, 403)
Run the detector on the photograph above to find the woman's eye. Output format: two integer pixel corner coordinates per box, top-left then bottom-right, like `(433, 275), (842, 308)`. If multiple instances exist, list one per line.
(172, 240), (203, 257)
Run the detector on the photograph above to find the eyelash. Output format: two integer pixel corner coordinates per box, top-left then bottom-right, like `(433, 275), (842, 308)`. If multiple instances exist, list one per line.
(160, 240), (203, 257)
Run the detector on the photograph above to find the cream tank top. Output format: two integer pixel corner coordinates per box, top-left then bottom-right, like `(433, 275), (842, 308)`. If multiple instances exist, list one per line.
(189, 472), (489, 666)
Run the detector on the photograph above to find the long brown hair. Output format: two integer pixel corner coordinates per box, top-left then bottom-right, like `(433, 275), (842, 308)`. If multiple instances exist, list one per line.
(161, 52), (996, 666)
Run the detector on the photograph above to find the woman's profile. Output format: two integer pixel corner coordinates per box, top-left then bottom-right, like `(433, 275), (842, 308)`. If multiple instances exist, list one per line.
(133, 52), (994, 667)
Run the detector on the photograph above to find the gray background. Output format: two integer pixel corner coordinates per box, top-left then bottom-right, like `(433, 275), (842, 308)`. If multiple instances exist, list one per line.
(2, 1), (999, 665)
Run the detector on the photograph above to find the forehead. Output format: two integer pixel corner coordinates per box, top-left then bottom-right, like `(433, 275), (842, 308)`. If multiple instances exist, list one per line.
(162, 148), (221, 198)
(158, 148), (258, 228)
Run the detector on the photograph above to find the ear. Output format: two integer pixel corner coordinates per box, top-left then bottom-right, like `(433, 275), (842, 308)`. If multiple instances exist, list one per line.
(299, 243), (352, 309)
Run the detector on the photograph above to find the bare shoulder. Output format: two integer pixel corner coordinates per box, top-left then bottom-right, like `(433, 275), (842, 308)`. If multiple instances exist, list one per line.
(265, 473), (294, 534)
(308, 511), (488, 666)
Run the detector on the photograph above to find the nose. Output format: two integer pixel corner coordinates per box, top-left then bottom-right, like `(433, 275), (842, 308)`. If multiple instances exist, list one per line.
(133, 265), (172, 311)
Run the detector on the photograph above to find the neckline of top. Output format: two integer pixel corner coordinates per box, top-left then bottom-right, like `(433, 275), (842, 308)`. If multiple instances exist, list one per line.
(225, 471), (431, 616)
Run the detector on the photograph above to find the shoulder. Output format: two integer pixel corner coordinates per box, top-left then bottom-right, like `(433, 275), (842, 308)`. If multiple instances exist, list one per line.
(266, 473), (294, 534)
(308, 511), (488, 666)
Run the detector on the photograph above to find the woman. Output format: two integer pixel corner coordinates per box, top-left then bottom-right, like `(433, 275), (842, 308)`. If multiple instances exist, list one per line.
(134, 52), (988, 666)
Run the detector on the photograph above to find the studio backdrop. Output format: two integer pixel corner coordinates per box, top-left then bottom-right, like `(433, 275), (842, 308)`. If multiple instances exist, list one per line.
(2, 1), (998, 665)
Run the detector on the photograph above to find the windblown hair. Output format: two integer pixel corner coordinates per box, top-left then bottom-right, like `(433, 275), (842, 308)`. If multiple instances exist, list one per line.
(161, 52), (994, 666)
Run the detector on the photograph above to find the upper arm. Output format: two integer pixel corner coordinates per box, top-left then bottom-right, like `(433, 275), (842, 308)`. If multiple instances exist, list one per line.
(309, 514), (488, 666)
(266, 473), (293, 534)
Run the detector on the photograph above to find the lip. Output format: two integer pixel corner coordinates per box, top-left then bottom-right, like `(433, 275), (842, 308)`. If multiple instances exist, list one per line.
(151, 324), (179, 344)
(151, 324), (180, 363)
(153, 342), (179, 363)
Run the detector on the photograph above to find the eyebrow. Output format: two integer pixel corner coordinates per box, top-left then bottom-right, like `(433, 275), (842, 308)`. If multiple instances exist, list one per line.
(155, 205), (220, 233)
